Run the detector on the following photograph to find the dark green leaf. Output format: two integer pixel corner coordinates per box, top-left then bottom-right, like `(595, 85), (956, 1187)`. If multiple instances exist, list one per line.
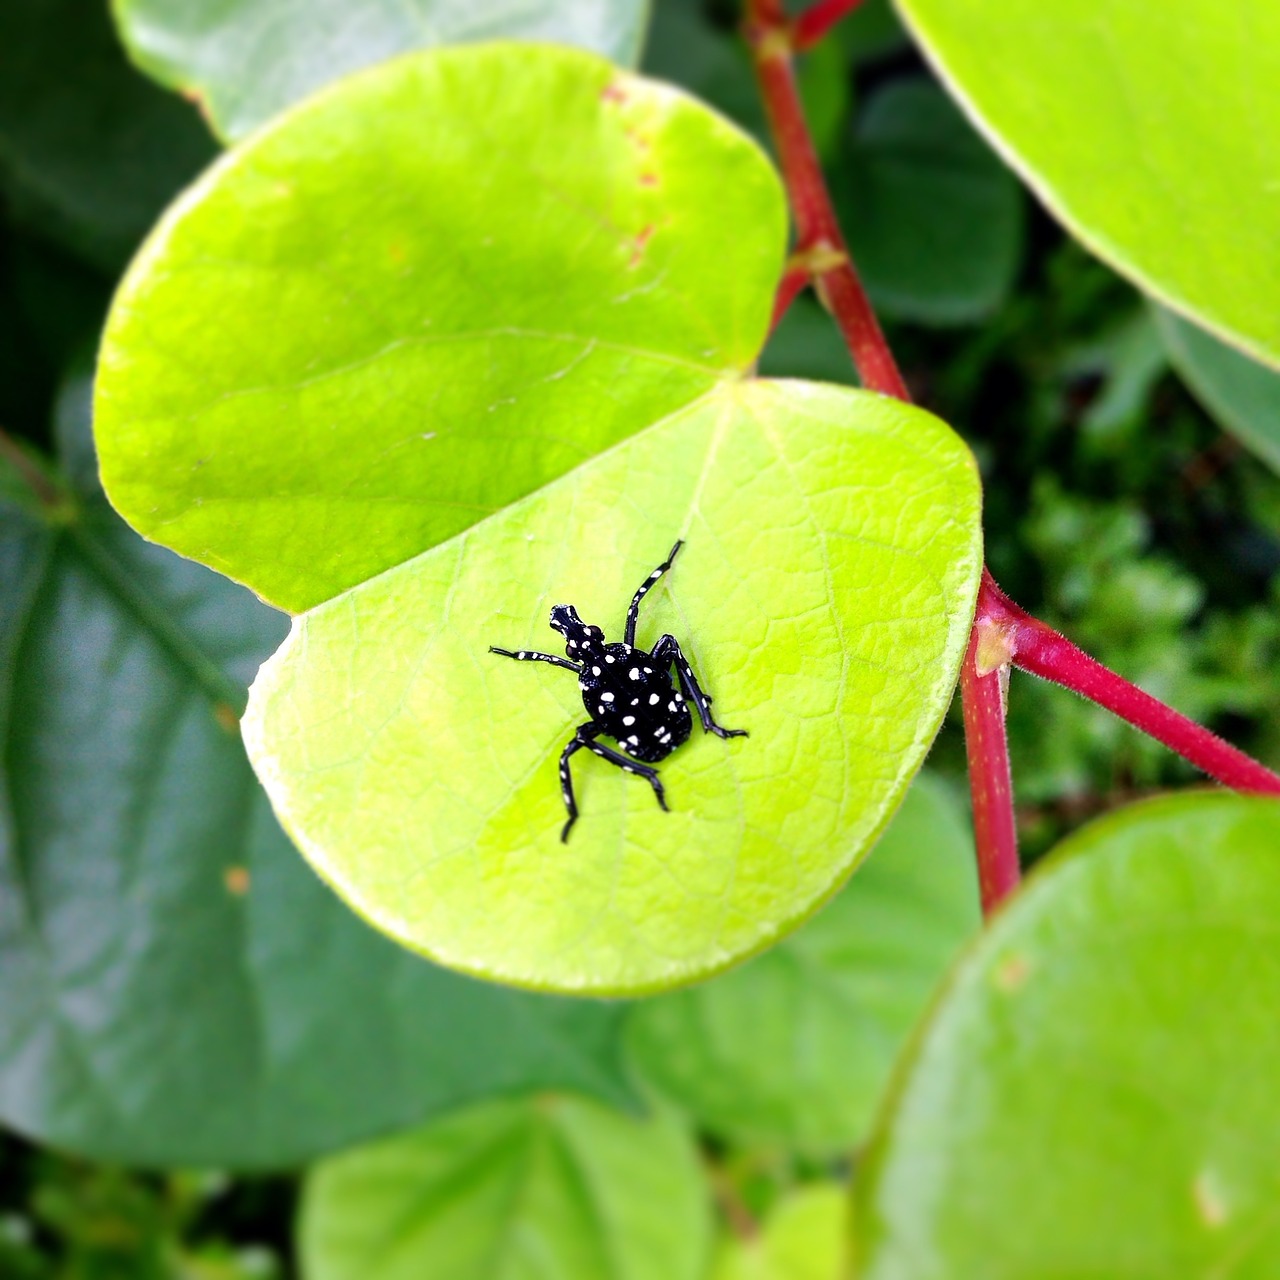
(838, 79), (1025, 326)
(0, 376), (631, 1168)
(113, 0), (650, 144)
(0, 0), (214, 271)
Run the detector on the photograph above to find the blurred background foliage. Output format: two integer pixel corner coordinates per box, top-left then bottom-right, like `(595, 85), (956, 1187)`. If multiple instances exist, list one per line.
(2, 0), (1278, 1274)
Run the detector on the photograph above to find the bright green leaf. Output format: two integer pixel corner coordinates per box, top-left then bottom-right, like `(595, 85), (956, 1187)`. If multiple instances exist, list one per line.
(627, 774), (979, 1151)
(837, 79), (1024, 326)
(1156, 307), (1280, 476)
(0, 0), (214, 272)
(96, 44), (787, 614)
(243, 380), (981, 994)
(112, 0), (650, 144)
(895, 0), (1280, 367)
(96, 45), (982, 995)
(712, 1183), (849, 1280)
(0, 375), (631, 1168)
(298, 1095), (712, 1280)
(853, 792), (1280, 1279)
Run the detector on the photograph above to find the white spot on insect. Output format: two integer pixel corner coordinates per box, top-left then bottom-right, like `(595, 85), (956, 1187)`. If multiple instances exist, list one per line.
(649, 570), (662, 578)
(624, 765), (636, 773)
(605, 655), (615, 663)
(592, 666), (601, 676)
(597, 705), (606, 716)
(643, 667), (652, 674)
(623, 715), (636, 726)
(629, 668), (641, 680)
(630, 698), (639, 706)
(668, 701), (679, 713)
(674, 693), (684, 703)
(650, 693), (661, 705)
(518, 651), (528, 659)
(628, 735), (639, 746)
(601, 692), (614, 702)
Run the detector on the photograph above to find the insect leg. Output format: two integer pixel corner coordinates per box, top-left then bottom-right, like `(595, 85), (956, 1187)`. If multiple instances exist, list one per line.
(623, 539), (683, 647)
(489, 646), (580, 672)
(652, 633), (749, 740)
(583, 735), (669, 814)
(558, 728), (594, 843)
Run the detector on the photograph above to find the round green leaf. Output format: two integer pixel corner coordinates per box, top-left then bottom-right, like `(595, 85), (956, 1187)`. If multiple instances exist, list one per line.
(96, 44), (787, 614)
(712, 1184), (848, 1280)
(839, 80), (1024, 326)
(628, 774), (979, 1151)
(243, 380), (980, 994)
(0, 378), (631, 1168)
(299, 1095), (712, 1280)
(112, 0), (650, 144)
(853, 792), (1280, 1279)
(95, 44), (983, 995)
(1156, 306), (1280, 476)
(895, 0), (1280, 368)
(0, 0), (214, 272)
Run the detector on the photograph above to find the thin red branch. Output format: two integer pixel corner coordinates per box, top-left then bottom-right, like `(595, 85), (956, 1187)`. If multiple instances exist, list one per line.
(793, 0), (869, 51)
(980, 572), (1280, 795)
(743, 3), (909, 399)
(960, 617), (1021, 914)
(770, 262), (811, 334)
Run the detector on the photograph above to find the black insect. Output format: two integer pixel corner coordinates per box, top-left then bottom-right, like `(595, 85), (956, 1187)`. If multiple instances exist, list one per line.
(489, 540), (748, 841)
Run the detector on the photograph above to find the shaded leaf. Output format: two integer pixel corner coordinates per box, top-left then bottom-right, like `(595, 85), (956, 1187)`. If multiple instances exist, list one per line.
(0, 0), (214, 271)
(0, 375), (631, 1168)
(299, 1095), (712, 1280)
(627, 774), (979, 1151)
(838, 79), (1025, 326)
(1157, 307), (1280, 476)
(113, 0), (650, 144)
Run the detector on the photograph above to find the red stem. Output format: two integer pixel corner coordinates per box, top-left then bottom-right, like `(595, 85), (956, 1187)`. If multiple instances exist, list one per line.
(770, 262), (811, 334)
(960, 619), (1020, 914)
(979, 573), (1280, 795)
(793, 0), (869, 50)
(744, 5), (909, 399)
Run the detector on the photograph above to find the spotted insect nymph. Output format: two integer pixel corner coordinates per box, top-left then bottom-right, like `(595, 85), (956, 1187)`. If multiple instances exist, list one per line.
(489, 540), (748, 841)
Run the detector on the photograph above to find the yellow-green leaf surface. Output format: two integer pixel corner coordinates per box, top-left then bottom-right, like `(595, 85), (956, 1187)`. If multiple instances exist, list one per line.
(95, 44), (983, 993)
(713, 1184), (848, 1280)
(895, 0), (1280, 369)
(96, 44), (786, 614)
(854, 793), (1280, 1279)
(299, 1095), (712, 1280)
(245, 380), (980, 993)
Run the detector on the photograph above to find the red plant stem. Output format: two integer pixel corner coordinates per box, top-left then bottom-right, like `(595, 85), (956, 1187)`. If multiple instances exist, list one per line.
(960, 622), (1020, 914)
(979, 572), (1280, 795)
(744, 3), (909, 399)
(793, 0), (869, 50)
(770, 262), (811, 333)
(745, 0), (1018, 911)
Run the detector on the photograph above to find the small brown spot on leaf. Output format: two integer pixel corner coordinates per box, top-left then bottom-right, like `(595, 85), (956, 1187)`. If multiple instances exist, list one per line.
(993, 951), (1032, 993)
(1193, 1171), (1229, 1227)
(629, 224), (655, 268)
(213, 703), (240, 734)
(639, 172), (658, 187)
(224, 865), (250, 896)
(601, 81), (628, 104)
